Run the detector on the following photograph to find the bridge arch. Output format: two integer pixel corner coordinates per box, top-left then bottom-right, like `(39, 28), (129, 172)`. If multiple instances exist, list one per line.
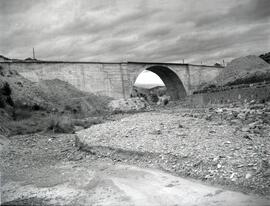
(133, 65), (187, 100)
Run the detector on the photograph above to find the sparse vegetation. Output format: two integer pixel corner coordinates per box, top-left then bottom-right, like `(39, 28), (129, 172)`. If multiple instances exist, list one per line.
(225, 71), (270, 86)
(46, 114), (74, 133)
(131, 85), (167, 104)
(0, 66), (113, 136)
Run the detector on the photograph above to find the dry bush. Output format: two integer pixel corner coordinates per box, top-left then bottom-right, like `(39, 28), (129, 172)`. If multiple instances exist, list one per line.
(3, 119), (43, 135)
(2, 113), (75, 135)
(46, 114), (74, 133)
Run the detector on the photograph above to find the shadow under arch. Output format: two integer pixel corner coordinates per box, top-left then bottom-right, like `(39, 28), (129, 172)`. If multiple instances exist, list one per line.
(144, 66), (187, 100)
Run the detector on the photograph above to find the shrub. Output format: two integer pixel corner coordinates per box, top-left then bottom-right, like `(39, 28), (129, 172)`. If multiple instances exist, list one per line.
(0, 97), (5, 108)
(2, 118), (43, 136)
(149, 94), (159, 103)
(6, 96), (14, 106)
(46, 114), (74, 133)
(0, 82), (12, 96)
(12, 108), (32, 120)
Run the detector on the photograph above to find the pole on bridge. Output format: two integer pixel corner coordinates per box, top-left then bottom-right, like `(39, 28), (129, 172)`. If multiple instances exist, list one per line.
(32, 48), (36, 59)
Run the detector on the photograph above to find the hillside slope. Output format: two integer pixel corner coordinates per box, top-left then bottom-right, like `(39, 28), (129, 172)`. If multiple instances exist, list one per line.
(213, 55), (270, 86)
(0, 65), (111, 135)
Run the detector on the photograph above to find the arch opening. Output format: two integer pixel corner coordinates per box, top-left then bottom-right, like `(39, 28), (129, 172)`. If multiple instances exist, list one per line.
(132, 66), (187, 101)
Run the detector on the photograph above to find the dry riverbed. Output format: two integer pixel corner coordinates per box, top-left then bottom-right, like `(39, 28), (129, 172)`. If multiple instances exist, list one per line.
(1, 104), (270, 205)
(1, 133), (269, 206)
(78, 104), (270, 196)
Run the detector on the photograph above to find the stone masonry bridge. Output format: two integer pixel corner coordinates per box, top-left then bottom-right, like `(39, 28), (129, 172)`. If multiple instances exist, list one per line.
(0, 61), (223, 100)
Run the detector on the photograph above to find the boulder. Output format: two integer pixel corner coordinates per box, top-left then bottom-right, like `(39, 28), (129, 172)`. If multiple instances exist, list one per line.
(157, 95), (170, 106)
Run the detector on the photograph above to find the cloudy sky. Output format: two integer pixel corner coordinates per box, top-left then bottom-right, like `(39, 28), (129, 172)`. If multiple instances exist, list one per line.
(0, 0), (269, 64)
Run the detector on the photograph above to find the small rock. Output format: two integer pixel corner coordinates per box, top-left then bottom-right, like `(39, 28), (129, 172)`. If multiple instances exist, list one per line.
(178, 124), (184, 128)
(237, 113), (246, 120)
(52, 108), (58, 112)
(263, 168), (270, 177)
(248, 121), (259, 129)
(245, 172), (252, 179)
(241, 127), (250, 132)
(182, 154), (189, 158)
(231, 110), (239, 117)
(217, 164), (222, 169)
(230, 119), (241, 124)
(213, 156), (219, 162)
(230, 173), (236, 179)
(243, 134), (252, 140)
(215, 108), (223, 113)
(205, 114), (212, 121)
(231, 177), (237, 182)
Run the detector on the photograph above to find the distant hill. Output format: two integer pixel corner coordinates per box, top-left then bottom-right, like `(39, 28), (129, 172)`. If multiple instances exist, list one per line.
(0, 55), (11, 62)
(0, 55), (40, 62)
(134, 83), (165, 89)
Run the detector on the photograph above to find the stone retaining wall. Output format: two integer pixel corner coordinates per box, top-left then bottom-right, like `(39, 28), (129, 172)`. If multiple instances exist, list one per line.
(187, 84), (270, 105)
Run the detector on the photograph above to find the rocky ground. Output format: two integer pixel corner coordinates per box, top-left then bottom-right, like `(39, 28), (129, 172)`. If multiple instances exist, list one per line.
(77, 101), (270, 196)
(1, 126), (269, 206)
(1, 102), (270, 205)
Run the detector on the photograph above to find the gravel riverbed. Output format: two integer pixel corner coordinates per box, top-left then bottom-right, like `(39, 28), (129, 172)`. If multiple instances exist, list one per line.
(77, 105), (270, 196)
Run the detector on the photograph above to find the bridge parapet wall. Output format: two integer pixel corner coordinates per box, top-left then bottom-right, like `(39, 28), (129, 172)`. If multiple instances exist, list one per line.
(0, 62), (223, 99)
